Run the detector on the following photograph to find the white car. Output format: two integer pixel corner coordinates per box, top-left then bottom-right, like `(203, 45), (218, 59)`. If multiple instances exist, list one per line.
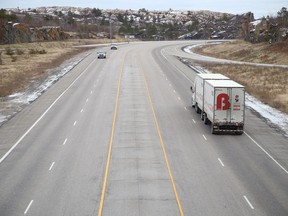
(97, 51), (106, 59)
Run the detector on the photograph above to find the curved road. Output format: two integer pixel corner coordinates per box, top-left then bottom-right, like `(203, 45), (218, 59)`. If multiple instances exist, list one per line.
(0, 41), (287, 216)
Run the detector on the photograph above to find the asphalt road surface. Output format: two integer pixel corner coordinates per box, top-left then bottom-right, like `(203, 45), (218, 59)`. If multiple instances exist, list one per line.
(0, 41), (287, 216)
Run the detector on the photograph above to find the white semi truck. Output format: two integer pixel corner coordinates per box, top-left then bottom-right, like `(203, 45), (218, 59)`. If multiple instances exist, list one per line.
(191, 75), (245, 134)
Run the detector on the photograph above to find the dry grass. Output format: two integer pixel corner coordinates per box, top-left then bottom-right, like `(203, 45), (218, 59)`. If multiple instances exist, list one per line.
(0, 38), (125, 97)
(0, 41), (84, 96)
(196, 40), (288, 65)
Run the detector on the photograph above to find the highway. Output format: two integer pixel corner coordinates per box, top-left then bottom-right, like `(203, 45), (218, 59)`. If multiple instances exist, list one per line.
(0, 41), (287, 216)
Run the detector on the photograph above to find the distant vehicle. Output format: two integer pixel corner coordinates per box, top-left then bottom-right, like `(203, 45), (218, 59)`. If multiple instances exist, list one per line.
(97, 51), (106, 59)
(191, 74), (245, 134)
(110, 44), (117, 50)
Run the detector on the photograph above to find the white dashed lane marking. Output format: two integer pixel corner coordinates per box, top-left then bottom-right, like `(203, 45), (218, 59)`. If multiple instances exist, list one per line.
(49, 162), (55, 171)
(202, 134), (207, 140)
(243, 195), (255, 209)
(24, 200), (34, 215)
(63, 138), (68, 145)
(218, 158), (225, 167)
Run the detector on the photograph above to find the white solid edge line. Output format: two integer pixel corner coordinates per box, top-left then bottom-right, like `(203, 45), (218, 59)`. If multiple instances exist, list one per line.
(243, 195), (254, 209)
(160, 49), (169, 61)
(244, 132), (288, 175)
(24, 200), (34, 215)
(0, 58), (96, 165)
(160, 48), (193, 84)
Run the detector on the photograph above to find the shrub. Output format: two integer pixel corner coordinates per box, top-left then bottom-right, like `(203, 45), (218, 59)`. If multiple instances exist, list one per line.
(39, 49), (47, 54)
(16, 49), (25, 55)
(29, 49), (37, 54)
(11, 56), (17, 62)
(5, 47), (14, 55)
(29, 49), (47, 54)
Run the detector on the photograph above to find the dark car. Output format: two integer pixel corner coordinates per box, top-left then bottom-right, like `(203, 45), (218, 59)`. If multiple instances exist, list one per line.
(111, 44), (117, 50)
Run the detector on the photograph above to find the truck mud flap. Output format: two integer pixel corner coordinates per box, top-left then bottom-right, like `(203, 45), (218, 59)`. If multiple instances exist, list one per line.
(211, 124), (244, 135)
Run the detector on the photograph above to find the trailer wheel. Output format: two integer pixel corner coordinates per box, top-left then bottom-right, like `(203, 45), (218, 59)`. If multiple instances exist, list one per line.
(195, 103), (200, 114)
(200, 111), (204, 120)
(204, 113), (209, 125)
(191, 98), (195, 108)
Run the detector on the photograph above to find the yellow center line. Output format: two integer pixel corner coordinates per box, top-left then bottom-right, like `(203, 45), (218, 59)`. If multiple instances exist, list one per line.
(138, 56), (185, 216)
(98, 50), (184, 216)
(97, 53), (125, 216)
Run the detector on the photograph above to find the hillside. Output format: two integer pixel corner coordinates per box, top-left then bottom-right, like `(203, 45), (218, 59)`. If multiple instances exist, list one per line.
(1, 7), (248, 43)
(2, 6), (287, 44)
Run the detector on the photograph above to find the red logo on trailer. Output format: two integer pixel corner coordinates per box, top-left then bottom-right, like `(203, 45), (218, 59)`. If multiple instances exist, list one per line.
(216, 93), (230, 110)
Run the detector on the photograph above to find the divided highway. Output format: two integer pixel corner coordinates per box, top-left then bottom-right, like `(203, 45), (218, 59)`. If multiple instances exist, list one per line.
(0, 41), (287, 216)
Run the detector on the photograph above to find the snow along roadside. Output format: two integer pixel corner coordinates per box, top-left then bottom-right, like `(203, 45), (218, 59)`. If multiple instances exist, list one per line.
(0, 50), (91, 126)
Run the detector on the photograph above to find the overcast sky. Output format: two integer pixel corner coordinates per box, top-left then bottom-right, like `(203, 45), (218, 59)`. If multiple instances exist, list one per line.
(1, 0), (287, 19)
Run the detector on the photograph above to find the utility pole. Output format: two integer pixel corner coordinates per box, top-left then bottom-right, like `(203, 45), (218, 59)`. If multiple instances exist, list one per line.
(109, 16), (112, 43)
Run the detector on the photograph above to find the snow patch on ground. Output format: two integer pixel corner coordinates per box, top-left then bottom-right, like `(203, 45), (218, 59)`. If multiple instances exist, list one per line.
(0, 51), (90, 126)
(246, 94), (288, 136)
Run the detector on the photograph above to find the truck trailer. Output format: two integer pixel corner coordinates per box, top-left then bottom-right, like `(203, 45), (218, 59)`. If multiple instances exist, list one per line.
(202, 79), (245, 134)
(191, 76), (245, 135)
(191, 73), (229, 120)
